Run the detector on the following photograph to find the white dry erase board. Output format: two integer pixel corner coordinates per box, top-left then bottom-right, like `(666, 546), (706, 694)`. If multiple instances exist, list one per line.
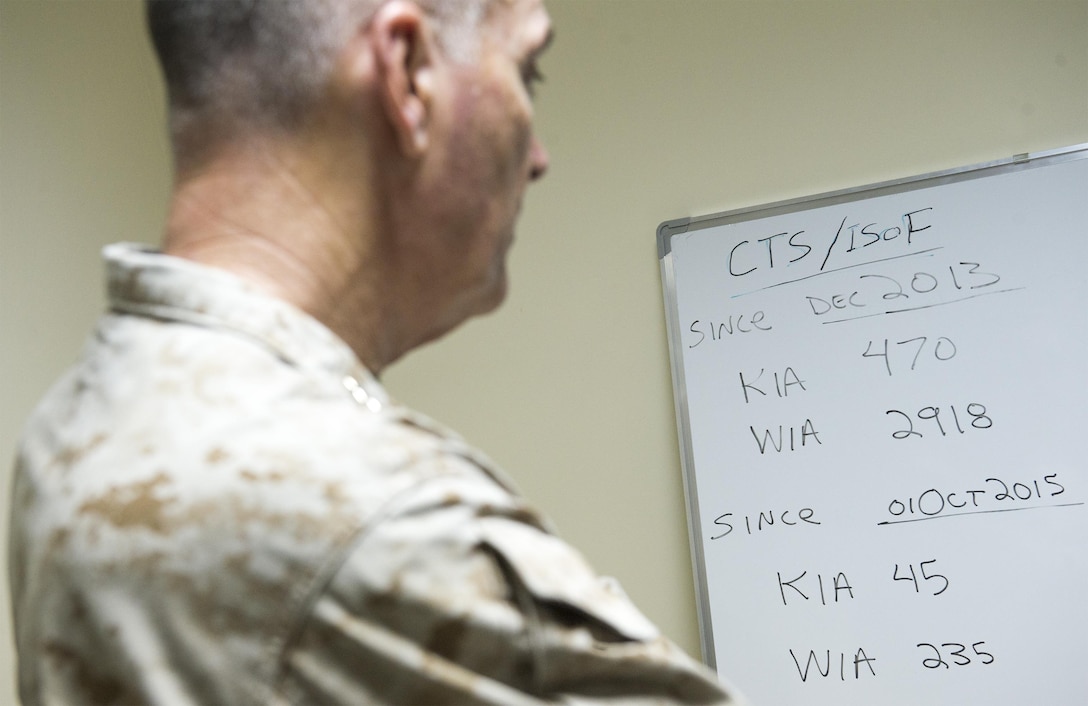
(658, 144), (1088, 706)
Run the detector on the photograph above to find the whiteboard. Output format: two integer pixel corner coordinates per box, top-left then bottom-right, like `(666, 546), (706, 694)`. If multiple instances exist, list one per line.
(658, 144), (1088, 706)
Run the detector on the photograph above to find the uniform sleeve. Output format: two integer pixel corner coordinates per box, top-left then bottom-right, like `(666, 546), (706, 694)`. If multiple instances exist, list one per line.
(276, 470), (745, 705)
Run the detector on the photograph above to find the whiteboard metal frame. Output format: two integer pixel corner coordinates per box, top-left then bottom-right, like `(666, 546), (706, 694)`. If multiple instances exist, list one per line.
(657, 142), (1088, 669)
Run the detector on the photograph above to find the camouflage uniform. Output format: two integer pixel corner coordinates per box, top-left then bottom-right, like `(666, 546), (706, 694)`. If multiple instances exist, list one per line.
(9, 244), (740, 704)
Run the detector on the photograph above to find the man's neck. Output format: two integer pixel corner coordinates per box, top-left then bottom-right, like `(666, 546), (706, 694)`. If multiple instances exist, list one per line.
(161, 139), (398, 374)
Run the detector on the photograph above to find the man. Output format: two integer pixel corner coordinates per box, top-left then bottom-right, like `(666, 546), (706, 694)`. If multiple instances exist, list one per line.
(9, 0), (742, 703)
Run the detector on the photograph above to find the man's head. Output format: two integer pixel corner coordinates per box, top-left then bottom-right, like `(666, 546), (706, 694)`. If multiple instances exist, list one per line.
(146, 0), (552, 371)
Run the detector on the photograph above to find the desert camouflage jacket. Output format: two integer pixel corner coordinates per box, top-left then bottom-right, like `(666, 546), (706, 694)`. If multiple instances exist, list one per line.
(9, 243), (741, 705)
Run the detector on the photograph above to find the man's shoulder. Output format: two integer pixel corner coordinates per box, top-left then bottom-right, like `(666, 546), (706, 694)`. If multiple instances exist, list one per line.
(10, 309), (529, 700)
(15, 309), (500, 562)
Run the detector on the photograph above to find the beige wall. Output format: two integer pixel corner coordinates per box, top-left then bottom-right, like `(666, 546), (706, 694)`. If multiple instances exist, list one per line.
(1, 0), (1084, 702)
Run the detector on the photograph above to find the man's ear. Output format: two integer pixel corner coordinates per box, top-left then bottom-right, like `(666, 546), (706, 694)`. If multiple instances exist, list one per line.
(369, 1), (436, 157)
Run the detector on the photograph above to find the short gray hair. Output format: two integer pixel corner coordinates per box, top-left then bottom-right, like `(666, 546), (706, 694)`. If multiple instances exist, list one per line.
(145, 0), (492, 162)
